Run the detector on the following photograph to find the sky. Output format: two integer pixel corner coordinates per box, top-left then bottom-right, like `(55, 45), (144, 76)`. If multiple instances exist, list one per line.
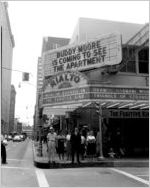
(7, 1), (149, 126)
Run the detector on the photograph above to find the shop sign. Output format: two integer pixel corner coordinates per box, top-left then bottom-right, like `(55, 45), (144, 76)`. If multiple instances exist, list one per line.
(103, 109), (149, 119)
(43, 33), (122, 76)
(43, 71), (88, 91)
(42, 86), (148, 106)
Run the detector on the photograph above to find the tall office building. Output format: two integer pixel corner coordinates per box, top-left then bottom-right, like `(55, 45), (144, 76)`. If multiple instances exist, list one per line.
(37, 57), (43, 95)
(41, 37), (70, 54)
(34, 57), (43, 128)
(9, 85), (16, 133)
(0, 2), (15, 134)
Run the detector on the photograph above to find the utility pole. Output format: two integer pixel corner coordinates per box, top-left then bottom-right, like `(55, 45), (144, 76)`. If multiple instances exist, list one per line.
(96, 102), (104, 160)
(37, 108), (43, 157)
(60, 115), (62, 130)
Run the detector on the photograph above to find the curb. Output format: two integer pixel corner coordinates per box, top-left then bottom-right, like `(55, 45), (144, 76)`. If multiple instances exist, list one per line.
(34, 160), (149, 169)
(32, 143), (149, 169)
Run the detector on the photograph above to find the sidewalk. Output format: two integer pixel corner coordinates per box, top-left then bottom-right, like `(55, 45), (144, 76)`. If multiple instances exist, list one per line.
(32, 141), (149, 169)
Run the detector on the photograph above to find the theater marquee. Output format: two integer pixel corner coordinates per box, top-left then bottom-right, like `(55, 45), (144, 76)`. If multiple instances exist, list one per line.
(42, 84), (148, 107)
(43, 33), (122, 76)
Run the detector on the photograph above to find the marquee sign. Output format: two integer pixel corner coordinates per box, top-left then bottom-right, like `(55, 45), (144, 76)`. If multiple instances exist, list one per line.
(42, 86), (148, 107)
(43, 33), (122, 76)
(103, 109), (149, 119)
(43, 71), (88, 92)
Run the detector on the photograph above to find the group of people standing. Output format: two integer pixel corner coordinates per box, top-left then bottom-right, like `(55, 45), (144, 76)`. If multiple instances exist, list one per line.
(46, 127), (98, 164)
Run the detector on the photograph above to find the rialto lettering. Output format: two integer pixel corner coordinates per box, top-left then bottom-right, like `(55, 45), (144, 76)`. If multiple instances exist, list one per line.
(48, 72), (82, 88)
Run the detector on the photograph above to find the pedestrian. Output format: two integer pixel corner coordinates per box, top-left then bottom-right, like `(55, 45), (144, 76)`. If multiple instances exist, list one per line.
(86, 130), (96, 160)
(57, 130), (66, 160)
(66, 131), (71, 160)
(80, 131), (86, 160)
(47, 127), (57, 164)
(70, 127), (81, 164)
(1, 134), (8, 164)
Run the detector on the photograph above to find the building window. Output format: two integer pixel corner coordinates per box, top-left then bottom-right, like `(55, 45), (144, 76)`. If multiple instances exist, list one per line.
(52, 43), (61, 49)
(120, 47), (136, 73)
(138, 48), (149, 74)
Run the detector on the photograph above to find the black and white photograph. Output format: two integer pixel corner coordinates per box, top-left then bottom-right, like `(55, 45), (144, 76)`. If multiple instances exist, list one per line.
(0, 0), (149, 187)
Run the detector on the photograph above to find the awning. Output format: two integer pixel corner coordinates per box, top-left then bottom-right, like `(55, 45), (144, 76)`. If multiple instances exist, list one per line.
(43, 103), (83, 117)
(80, 100), (149, 110)
(43, 100), (148, 118)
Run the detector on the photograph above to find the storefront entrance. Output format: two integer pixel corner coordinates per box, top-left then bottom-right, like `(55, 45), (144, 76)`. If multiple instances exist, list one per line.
(107, 118), (149, 158)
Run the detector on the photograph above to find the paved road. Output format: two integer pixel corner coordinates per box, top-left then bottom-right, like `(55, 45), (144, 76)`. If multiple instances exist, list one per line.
(1, 139), (149, 187)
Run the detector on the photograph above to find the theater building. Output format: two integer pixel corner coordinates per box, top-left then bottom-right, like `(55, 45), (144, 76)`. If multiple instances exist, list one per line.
(40, 18), (149, 157)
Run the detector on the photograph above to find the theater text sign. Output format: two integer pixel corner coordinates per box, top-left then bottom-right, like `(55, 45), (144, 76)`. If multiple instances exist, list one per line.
(42, 86), (148, 107)
(43, 33), (122, 76)
(103, 109), (149, 119)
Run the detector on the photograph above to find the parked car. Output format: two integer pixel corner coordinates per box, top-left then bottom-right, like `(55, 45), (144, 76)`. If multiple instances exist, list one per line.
(13, 135), (22, 142)
(7, 135), (13, 141)
(19, 134), (25, 141)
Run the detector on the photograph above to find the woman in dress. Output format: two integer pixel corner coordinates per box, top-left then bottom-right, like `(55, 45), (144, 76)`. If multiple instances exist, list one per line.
(57, 131), (66, 160)
(86, 130), (96, 160)
(66, 131), (71, 160)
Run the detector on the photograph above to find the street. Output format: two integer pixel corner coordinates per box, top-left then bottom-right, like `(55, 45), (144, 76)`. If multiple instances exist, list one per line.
(1, 139), (149, 187)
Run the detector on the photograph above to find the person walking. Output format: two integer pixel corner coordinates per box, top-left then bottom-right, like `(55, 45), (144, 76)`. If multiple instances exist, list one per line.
(47, 127), (57, 164)
(70, 127), (81, 164)
(1, 134), (7, 164)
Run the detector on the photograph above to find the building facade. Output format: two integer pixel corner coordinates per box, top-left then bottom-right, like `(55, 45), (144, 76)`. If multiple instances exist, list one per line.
(9, 85), (16, 133)
(22, 125), (33, 138)
(38, 18), (149, 157)
(34, 37), (70, 138)
(16, 122), (22, 134)
(0, 2), (15, 134)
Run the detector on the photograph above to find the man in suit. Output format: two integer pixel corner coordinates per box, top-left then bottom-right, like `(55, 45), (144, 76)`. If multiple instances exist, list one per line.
(1, 134), (7, 164)
(70, 127), (81, 164)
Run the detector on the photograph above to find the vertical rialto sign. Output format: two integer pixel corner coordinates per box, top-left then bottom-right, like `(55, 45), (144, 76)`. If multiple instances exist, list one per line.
(43, 33), (122, 76)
